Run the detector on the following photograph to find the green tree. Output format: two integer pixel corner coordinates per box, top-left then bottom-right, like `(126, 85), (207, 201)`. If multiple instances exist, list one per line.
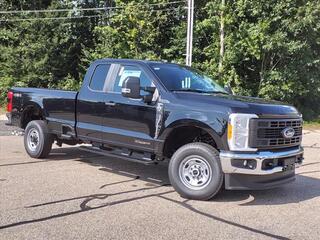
(196, 0), (320, 119)
(1, 0), (319, 120)
(83, 0), (187, 64)
(0, 0), (99, 103)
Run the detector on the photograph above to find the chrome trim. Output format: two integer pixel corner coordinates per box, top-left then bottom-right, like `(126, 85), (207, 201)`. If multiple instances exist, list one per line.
(6, 113), (12, 122)
(220, 147), (304, 175)
(104, 102), (116, 106)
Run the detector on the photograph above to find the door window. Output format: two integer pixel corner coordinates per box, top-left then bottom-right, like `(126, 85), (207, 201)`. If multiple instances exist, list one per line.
(89, 64), (111, 91)
(113, 65), (153, 95)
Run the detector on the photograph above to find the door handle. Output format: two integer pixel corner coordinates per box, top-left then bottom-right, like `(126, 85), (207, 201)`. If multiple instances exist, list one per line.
(105, 101), (116, 106)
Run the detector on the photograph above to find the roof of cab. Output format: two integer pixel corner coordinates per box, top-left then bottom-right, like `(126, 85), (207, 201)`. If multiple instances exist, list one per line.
(92, 58), (180, 67)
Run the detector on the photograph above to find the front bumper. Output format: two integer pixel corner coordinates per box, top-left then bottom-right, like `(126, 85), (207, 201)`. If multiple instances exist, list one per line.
(220, 147), (304, 190)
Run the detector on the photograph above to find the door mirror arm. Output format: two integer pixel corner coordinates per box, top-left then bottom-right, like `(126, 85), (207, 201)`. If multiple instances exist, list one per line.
(141, 86), (156, 94)
(141, 86), (156, 104)
(142, 94), (153, 104)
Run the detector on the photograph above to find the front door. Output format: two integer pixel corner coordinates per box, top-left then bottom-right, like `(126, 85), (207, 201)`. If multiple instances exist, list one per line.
(102, 64), (158, 152)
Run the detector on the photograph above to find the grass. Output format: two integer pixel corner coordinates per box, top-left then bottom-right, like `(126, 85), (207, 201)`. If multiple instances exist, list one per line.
(0, 106), (6, 115)
(304, 120), (320, 130)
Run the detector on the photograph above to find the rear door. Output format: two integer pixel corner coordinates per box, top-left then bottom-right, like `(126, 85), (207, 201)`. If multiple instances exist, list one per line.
(76, 63), (112, 141)
(102, 63), (159, 152)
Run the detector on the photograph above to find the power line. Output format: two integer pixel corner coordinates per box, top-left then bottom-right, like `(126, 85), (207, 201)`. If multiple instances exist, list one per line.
(0, 7), (184, 22)
(0, 14), (107, 22)
(0, 1), (186, 14)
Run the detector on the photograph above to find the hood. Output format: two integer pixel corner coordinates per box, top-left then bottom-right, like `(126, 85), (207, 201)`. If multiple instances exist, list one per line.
(174, 93), (300, 117)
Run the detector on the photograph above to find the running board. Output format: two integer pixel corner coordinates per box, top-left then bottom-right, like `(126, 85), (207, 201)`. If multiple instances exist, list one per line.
(79, 146), (157, 165)
(60, 134), (73, 140)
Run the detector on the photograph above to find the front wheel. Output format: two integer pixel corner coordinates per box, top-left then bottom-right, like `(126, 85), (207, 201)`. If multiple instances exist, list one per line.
(168, 142), (223, 200)
(24, 120), (53, 158)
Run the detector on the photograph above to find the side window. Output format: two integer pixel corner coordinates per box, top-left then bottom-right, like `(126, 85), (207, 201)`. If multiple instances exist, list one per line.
(113, 65), (152, 94)
(89, 64), (111, 91)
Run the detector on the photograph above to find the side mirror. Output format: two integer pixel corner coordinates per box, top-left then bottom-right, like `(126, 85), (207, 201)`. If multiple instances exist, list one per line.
(122, 76), (141, 99)
(224, 84), (233, 95)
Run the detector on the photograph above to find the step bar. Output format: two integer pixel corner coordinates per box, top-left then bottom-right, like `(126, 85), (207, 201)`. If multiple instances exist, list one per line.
(79, 146), (157, 165)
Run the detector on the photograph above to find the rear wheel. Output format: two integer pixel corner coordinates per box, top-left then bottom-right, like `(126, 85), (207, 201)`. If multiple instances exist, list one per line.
(168, 142), (223, 200)
(24, 120), (53, 158)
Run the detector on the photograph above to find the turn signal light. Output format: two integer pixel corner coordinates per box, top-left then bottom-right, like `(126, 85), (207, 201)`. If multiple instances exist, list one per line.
(227, 123), (233, 140)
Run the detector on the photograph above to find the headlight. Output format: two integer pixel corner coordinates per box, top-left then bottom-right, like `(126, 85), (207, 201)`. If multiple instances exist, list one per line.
(227, 113), (258, 151)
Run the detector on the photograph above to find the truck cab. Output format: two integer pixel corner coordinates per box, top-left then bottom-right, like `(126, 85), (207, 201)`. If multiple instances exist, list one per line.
(6, 59), (304, 200)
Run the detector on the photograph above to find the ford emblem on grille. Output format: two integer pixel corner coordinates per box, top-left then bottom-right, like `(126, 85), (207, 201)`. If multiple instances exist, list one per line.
(282, 127), (295, 139)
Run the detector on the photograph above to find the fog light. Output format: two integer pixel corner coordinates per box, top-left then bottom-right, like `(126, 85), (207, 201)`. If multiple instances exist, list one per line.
(231, 159), (257, 170)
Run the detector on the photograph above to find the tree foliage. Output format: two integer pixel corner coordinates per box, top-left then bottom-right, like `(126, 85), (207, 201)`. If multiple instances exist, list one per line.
(0, 0), (319, 120)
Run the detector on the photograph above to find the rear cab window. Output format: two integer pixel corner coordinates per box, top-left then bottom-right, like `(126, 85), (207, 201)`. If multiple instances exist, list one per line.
(89, 64), (111, 91)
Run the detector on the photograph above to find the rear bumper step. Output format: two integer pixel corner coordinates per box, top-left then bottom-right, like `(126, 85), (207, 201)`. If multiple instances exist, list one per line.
(5, 113), (12, 126)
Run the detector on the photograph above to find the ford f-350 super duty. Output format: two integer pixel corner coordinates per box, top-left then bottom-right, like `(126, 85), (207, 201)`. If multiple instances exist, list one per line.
(6, 59), (304, 200)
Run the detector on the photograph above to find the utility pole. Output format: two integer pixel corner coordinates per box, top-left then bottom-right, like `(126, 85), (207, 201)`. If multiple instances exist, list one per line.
(218, 0), (225, 73)
(186, 0), (194, 66)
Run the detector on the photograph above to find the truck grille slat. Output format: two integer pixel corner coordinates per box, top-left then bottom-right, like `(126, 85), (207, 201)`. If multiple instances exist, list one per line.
(250, 118), (303, 149)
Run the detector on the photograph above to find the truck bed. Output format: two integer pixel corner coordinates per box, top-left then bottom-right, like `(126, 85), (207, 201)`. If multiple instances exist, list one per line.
(11, 87), (78, 134)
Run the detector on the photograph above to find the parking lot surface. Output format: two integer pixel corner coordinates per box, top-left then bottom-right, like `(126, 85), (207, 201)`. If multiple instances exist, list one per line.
(0, 120), (319, 240)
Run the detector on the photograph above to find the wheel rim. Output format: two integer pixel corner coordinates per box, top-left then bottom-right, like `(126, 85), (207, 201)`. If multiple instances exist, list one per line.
(178, 155), (212, 190)
(27, 128), (40, 151)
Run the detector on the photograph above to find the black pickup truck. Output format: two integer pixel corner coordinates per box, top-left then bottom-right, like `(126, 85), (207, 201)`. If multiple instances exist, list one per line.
(6, 59), (304, 200)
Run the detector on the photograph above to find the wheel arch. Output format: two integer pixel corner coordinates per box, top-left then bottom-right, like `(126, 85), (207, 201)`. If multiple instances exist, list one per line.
(159, 119), (226, 158)
(20, 102), (46, 129)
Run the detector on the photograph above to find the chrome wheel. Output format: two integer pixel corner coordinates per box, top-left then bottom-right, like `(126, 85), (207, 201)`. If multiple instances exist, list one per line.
(27, 128), (40, 151)
(178, 155), (212, 190)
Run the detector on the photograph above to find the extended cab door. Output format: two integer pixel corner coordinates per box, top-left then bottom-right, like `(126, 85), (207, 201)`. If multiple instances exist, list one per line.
(76, 63), (113, 141)
(101, 63), (159, 152)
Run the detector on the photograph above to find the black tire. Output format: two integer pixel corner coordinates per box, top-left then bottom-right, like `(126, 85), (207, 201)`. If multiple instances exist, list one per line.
(24, 120), (53, 159)
(168, 142), (223, 200)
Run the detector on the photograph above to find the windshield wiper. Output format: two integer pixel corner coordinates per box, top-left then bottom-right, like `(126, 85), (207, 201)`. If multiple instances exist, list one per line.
(206, 91), (229, 95)
(172, 89), (208, 93)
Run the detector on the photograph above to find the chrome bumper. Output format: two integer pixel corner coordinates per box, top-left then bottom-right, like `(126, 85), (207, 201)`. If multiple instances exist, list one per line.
(220, 147), (304, 175)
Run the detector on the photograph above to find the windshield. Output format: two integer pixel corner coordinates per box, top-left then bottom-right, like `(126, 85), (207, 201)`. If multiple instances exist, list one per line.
(149, 63), (227, 94)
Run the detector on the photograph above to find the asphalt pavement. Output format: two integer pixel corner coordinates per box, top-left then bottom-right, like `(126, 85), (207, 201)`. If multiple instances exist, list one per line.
(0, 119), (319, 240)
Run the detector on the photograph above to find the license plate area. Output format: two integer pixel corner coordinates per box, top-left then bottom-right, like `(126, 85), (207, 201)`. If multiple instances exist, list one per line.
(262, 156), (297, 171)
(279, 157), (296, 171)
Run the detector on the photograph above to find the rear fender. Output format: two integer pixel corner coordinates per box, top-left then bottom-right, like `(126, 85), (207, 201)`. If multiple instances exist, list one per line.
(20, 102), (45, 128)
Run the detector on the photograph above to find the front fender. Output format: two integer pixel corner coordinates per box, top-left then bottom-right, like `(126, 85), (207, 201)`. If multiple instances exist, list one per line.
(159, 113), (229, 151)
